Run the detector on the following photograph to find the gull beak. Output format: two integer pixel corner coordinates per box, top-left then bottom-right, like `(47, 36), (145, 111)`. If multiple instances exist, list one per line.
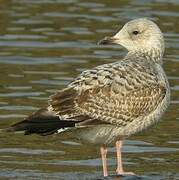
(98, 36), (118, 45)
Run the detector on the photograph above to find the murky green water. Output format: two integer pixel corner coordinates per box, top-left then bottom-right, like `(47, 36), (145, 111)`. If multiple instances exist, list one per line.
(0, 0), (178, 179)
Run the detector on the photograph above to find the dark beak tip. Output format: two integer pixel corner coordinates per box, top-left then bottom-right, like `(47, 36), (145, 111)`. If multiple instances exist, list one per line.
(97, 37), (111, 45)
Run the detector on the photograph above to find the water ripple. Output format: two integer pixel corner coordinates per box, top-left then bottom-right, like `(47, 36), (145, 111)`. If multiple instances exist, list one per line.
(0, 148), (64, 155)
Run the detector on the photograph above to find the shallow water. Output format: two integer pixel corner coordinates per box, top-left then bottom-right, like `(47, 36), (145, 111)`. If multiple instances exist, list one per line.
(0, 0), (179, 179)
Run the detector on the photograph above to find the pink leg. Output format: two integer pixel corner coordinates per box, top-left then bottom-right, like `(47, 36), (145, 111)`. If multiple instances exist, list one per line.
(116, 140), (135, 176)
(100, 145), (108, 177)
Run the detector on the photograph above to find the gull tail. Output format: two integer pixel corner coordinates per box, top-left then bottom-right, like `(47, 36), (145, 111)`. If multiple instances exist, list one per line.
(5, 108), (75, 136)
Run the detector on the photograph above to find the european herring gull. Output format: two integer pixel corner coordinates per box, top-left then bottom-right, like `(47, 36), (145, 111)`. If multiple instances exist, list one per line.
(6, 18), (170, 177)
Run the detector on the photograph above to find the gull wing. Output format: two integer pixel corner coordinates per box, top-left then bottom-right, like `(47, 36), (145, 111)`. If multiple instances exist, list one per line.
(48, 61), (166, 127)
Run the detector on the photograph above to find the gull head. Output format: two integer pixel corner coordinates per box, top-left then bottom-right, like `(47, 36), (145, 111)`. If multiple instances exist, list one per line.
(98, 18), (164, 55)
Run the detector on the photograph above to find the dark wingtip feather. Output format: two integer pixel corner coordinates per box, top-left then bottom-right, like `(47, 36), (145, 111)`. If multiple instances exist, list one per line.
(5, 108), (76, 136)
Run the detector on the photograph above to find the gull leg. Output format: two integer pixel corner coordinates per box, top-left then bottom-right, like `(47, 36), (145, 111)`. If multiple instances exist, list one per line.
(116, 140), (135, 176)
(100, 145), (108, 177)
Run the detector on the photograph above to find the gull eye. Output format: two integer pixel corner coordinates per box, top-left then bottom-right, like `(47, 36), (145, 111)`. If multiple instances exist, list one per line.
(132, 31), (139, 35)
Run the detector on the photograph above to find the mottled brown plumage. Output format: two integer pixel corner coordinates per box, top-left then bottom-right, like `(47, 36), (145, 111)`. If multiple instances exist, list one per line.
(48, 58), (166, 129)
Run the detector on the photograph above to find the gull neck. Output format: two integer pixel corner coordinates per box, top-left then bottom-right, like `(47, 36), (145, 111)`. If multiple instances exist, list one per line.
(128, 47), (163, 65)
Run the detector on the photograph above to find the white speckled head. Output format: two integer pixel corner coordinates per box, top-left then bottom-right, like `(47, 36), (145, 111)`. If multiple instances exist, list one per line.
(114, 18), (164, 53)
(99, 18), (165, 58)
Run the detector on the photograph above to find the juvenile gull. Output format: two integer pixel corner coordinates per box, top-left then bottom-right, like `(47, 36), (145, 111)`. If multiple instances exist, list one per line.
(7, 18), (170, 177)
